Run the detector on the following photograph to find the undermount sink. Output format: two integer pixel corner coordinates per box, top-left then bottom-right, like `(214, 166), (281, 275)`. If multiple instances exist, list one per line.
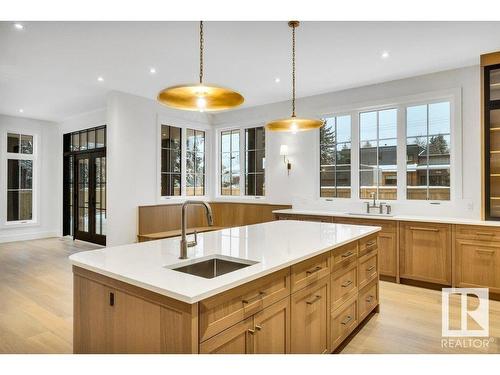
(346, 212), (394, 217)
(167, 255), (258, 279)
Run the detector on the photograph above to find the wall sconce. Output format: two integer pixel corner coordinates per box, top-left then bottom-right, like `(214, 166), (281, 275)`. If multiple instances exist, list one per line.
(280, 145), (291, 176)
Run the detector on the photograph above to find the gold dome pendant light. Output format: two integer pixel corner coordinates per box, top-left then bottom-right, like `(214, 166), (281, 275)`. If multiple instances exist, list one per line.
(157, 21), (244, 112)
(266, 21), (324, 132)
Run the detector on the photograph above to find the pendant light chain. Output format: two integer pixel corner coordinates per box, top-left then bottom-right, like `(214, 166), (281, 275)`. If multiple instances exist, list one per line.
(291, 23), (296, 118)
(199, 21), (204, 84)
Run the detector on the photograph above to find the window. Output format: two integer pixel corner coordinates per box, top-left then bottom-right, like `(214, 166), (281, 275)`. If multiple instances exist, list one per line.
(406, 102), (451, 200)
(161, 125), (182, 196)
(359, 109), (398, 200)
(220, 129), (240, 196)
(320, 115), (351, 198)
(186, 129), (205, 196)
(6, 133), (34, 222)
(245, 127), (265, 196)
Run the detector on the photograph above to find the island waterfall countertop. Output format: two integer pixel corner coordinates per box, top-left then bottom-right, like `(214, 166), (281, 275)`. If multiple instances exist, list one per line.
(273, 208), (500, 227)
(69, 220), (380, 304)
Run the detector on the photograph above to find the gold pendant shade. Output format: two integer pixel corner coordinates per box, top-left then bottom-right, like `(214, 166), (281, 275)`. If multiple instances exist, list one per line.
(265, 21), (324, 132)
(157, 21), (244, 112)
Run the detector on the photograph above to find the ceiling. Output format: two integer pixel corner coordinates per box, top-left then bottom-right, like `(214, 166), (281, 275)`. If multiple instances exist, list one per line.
(2, 21), (500, 122)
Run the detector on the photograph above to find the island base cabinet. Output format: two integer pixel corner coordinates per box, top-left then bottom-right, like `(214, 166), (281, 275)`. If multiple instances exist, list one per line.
(200, 297), (290, 354)
(330, 296), (358, 351)
(200, 317), (254, 354)
(290, 277), (330, 354)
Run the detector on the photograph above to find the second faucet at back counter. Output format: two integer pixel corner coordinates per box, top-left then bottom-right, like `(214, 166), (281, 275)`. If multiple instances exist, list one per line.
(365, 192), (392, 215)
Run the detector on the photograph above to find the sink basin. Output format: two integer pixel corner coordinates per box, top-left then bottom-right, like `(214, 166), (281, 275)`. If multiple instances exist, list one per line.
(167, 255), (258, 279)
(346, 212), (394, 217)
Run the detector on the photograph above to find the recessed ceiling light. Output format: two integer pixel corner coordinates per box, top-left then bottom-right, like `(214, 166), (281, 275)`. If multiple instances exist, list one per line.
(97, 76), (104, 82)
(381, 51), (390, 59)
(274, 77), (281, 83)
(19, 108), (24, 113)
(149, 67), (156, 74)
(13, 23), (24, 30)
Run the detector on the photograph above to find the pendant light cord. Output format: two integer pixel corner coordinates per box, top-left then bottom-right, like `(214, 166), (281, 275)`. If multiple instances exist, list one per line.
(291, 23), (296, 118)
(199, 21), (204, 84)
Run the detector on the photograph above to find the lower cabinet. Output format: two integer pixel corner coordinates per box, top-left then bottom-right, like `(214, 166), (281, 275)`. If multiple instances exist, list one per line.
(200, 297), (290, 354)
(331, 295), (358, 350)
(399, 222), (452, 285)
(74, 276), (162, 353)
(290, 277), (330, 354)
(455, 239), (500, 294)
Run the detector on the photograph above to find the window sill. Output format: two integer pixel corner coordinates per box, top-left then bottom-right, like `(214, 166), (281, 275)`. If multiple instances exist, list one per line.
(213, 195), (268, 204)
(157, 196), (210, 205)
(2, 220), (39, 229)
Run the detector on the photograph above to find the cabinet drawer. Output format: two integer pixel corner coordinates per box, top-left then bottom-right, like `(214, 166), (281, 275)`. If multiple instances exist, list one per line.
(331, 262), (358, 311)
(359, 234), (378, 257)
(199, 268), (290, 342)
(291, 252), (330, 292)
(455, 225), (500, 241)
(331, 295), (358, 351)
(358, 251), (378, 290)
(331, 242), (358, 272)
(358, 280), (379, 322)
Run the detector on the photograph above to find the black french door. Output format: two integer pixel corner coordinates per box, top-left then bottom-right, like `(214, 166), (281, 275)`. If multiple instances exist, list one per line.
(74, 151), (106, 245)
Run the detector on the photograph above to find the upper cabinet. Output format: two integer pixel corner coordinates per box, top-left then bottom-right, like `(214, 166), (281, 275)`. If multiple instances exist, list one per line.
(482, 52), (500, 220)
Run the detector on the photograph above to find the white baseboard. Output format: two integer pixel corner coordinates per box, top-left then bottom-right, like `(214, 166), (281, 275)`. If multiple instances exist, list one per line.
(0, 231), (59, 244)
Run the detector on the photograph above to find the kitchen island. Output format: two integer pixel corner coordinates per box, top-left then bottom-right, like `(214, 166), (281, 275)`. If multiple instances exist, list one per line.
(70, 220), (381, 354)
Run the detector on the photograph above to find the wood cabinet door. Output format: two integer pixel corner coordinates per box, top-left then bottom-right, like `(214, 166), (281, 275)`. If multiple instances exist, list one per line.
(73, 275), (113, 353)
(253, 297), (290, 354)
(290, 277), (330, 354)
(200, 317), (254, 354)
(110, 290), (162, 353)
(455, 239), (500, 292)
(378, 232), (397, 277)
(399, 222), (452, 285)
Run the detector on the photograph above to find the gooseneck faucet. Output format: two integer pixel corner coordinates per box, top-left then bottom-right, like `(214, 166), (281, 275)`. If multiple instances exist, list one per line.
(180, 201), (214, 259)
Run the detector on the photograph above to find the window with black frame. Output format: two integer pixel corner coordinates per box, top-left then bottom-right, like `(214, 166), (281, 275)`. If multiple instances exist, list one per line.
(245, 127), (265, 196)
(186, 128), (205, 196)
(161, 125), (182, 196)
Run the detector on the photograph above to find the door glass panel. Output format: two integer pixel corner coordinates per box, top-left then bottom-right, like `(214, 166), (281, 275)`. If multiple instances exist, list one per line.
(490, 68), (500, 101)
(78, 158), (89, 232)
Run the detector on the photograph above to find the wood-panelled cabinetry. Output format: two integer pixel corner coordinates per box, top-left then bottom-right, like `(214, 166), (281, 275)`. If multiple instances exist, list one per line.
(74, 233), (380, 354)
(455, 225), (500, 294)
(399, 222), (452, 285)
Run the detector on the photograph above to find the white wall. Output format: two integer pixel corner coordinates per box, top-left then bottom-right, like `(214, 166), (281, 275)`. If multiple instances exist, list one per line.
(211, 66), (481, 219)
(0, 114), (62, 243)
(59, 108), (106, 134)
(106, 91), (210, 246)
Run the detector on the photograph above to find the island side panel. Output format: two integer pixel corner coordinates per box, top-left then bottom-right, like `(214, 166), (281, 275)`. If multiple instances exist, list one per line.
(73, 266), (198, 354)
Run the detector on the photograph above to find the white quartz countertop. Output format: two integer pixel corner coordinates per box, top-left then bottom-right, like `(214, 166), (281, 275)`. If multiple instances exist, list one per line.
(273, 209), (500, 227)
(69, 220), (380, 304)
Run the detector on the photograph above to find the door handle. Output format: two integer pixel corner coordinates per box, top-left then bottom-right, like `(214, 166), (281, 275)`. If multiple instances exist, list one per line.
(109, 292), (115, 306)
(341, 280), (352, 288)
(306, 295), (322, 305)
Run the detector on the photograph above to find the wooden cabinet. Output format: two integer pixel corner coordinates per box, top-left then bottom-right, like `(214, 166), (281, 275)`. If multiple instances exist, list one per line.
(331, 262), (358, 310)
(74, 275), (162, 353)
(290, 277), (330, 354)
(253, 297), (290, 354)
(291, 252), (330, 292)
(331, 295), (358, 351)
(200, 317), (254, 354)
(275, 213), (333, 223)
(455, 238), (500, 293)
(399, 222), (452, 285)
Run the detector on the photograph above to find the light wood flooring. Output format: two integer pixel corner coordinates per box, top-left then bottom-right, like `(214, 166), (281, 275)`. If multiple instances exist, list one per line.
(0, 237), (499, 354)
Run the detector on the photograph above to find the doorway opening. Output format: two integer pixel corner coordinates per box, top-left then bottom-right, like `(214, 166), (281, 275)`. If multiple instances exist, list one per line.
(63, 126), (106, 245)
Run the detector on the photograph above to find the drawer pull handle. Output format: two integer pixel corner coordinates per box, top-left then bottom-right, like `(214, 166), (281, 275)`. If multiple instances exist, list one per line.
(409, 226), (439, 232)
(247, 328), (256, 335)
(366, 240), (376, 247)
(341, 251), (354, 258)
(255, 325), (262, 331)
(341, 280), (353, 288)
(242, 291), (266, 305)
(476, 249), (495, 255)
(109, 292), (115, 306)
(477, 232), (494, 236)
(366, 266), (376, 272)
(341, 315), (353, 325)
(306, 266), (322, 275)
(306, 295), (322, 305)
(366, 295), (375, 303)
